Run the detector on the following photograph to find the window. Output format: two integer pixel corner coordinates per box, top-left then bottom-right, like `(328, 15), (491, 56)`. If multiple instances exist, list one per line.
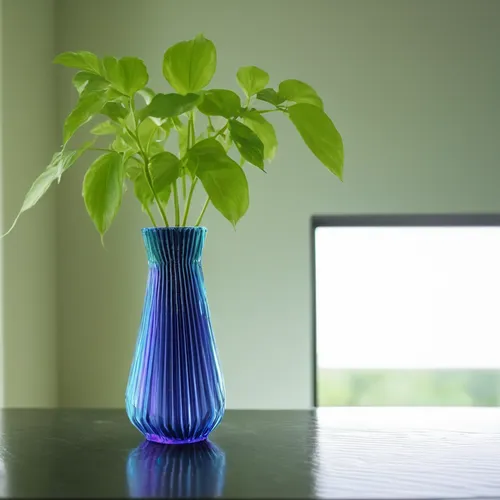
(313, 214), (500, 406)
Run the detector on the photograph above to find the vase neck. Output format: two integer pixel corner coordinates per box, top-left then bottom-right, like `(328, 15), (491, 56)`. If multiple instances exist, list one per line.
(142, 227), (207, 265)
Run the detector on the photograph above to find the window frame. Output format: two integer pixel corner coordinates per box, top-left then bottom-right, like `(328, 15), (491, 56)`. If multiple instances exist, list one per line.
(311, 213), (500, 407)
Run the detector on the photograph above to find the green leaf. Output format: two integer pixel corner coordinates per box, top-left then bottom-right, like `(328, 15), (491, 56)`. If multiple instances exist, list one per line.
(134, 170), (157, 209)
(55, 140), (95, 182)
(139, 93), (201, 120)
(111, 130), (137, 154)
(288, 103), (343, 179)
(256, 88), (285, 106)
(137, 87), (156, 105)
(149, 152), (180, 203)
(163, 34), (216, 94)
(63, 90), (108, 143)
(54, 51), (101, 74)
(2, 168), (58, 237)
(197, 89), (241, 118)
(83, 152), (125, 237)
(161, 119), (173, 139)
(127, 156), (173, 210)
(228, 119), (264, 169)
(73, 71), (109, 95)
(242, 110), (277, 161)
(125, 157), (143, 180)
(100, 101), (128, 122)
(236, 66), (269, 98)
(216, 132), (233, 153)
(187, 138), (249, 225)
(278, 79), (323, 109)
(103, 56), (149, 96)
(126, 158), (154, 210)
(171, 117), (189, 157)
(91, 120), (118, 135)
(149, 142), (165, 156)
(138, 118), (165, 153)
(2, 146), (91, 237)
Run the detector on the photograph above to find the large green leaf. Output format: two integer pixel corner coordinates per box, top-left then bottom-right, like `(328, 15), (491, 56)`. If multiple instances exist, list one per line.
(103, 56), (149, 96)
(228, 119), (264, 169)
(139, 93), (201, 120)
(100, 101), (128, 122)
(83, 152), (125, 237)
(242, 110), (277, 161)
(64, 90), (108, 143)
(73, 71), (109, 95)
(236, 66), (269, 98)
(197, 89), (241, 118)
(163, 34), (216, 94)
(187, 138), (249, 226)
(149, 152), (180, 203)
(256, 88), (285, 106)
(2, 146), (92, 237)
(278, 79), (323, 109)
(288, 103), (343, 179)
(54, 51), (101, 74)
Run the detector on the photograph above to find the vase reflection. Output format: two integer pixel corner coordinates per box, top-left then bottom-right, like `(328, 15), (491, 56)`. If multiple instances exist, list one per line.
(127, 439), (226, 498)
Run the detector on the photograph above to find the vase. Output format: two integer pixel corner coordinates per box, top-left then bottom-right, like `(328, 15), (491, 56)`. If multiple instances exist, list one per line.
(125, 227), (225, 444)
(127, 439), (226, 497)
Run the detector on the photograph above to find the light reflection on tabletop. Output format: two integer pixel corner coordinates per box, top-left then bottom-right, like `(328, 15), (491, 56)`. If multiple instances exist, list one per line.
(313, 407), (500, 499)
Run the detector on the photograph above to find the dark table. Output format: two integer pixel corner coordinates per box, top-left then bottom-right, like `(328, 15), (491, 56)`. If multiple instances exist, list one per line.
(0, 407), (499, 498)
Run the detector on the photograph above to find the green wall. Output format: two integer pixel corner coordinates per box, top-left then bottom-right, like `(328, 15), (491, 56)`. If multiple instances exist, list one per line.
(54, 0), (500, 409)
(1, 0), (58, 407)
(0, 0), (498, 409)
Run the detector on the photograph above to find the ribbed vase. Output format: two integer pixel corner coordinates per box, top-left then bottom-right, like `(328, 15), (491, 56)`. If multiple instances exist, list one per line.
(125, 227), (225, 444)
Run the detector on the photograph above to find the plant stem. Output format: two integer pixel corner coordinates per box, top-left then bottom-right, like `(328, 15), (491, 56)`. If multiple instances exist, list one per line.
(258, 107), (286, 114)
(145, 157), (169, 227)
(213, 122), (229, 139)
(182, 178), (198, 226)
(195, 197), (210, 226)
(207, 116), (215, 136)
(182, 174), (187, 200)
(89, 147), (115, 152)
(189, 113), (196, 145)
(144, 205), (158, 227)
(172, 180), (180, 226)
(129, 97), (169, 227)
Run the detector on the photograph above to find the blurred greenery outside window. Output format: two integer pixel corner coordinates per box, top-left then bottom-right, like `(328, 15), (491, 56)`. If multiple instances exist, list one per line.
(317, 369), (500, 406)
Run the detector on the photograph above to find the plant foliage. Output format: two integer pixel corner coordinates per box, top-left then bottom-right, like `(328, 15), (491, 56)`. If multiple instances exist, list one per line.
(4, 34), (344, 239)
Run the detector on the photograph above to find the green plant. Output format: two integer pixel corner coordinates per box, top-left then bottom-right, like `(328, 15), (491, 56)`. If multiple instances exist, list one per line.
(4, 34), (344, 239)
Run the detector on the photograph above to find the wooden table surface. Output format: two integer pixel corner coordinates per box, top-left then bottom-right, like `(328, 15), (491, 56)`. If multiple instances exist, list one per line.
(0, 407), (498, 498)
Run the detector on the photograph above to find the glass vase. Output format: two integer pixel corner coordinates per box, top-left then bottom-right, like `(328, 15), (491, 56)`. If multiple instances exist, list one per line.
(125, 227), (225, 444)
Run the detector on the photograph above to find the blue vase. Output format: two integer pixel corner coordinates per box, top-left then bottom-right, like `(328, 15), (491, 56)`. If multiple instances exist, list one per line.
(125, 227), (225, 444)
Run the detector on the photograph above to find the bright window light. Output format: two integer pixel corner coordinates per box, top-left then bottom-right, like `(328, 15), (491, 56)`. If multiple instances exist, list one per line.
(315, 226), (500, 370)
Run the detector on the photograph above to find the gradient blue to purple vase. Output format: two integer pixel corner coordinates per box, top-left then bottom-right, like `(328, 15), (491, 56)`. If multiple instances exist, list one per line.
(125, 227), (225, 444)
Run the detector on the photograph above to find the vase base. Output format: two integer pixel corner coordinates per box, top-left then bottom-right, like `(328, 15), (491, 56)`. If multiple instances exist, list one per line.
(145, 433), (208, 445)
